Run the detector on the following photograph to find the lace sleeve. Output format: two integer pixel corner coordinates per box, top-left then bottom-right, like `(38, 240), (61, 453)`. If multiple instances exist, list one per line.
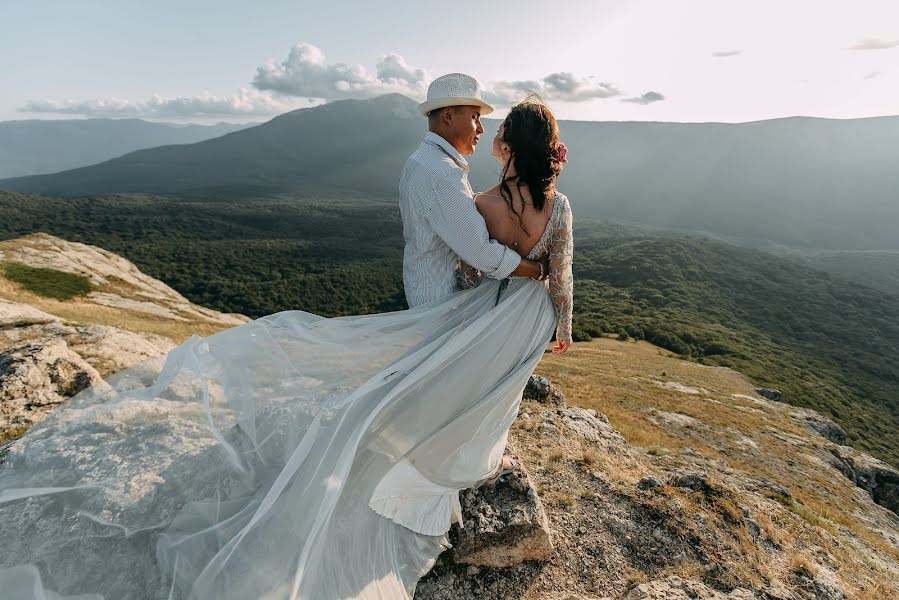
(455, 259), (485, 290)
(549, 195), (574, 342)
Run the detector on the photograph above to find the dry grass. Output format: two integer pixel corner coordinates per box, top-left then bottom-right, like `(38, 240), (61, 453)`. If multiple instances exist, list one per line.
(858, 577), (898, 600)
(515, 418), (537, 432)
(713, 496), (745, 524)
(579, 446), (602, 467)
(576, 487), (594, 500)
(0, 271), (229, 341)
(551, 492), (575, 508)
(547, 447), (566, 463)
(535, 338), (899, 600)
(623, 568), (648, 590)
(757, 512), (792, 548)
(788, 553), (818, 578)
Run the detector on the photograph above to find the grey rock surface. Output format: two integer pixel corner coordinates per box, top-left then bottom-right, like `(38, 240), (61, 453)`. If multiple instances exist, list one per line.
(792, 410), (847, 445)
(752, 387), (783, 402)
(622, 576), (756, 599)
(524, 375), (567, 406)
(451, 465), (553, 567)
(0, 339), (102, 438)
(830, 446), (899, 516)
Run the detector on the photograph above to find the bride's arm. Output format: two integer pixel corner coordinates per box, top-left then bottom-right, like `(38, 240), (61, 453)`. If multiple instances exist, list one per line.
(549, 195), (574, 352)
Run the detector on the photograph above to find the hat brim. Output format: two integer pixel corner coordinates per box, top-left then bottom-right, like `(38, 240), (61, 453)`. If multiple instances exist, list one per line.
(419, 97), (494, 117)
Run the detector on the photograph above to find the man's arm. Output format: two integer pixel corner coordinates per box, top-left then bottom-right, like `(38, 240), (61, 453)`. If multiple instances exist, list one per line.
(511, 254), (549, 279)
(423, 174), (520, 279)
(423, 174), (547, 280)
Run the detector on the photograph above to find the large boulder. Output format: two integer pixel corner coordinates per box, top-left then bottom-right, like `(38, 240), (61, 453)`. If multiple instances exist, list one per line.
(0, 300), (60, 330)
(0, 339), (102, 439)
(451, 465), (553, 567)
(414, 449), (554, 599)
(558, 407), (628, 452)
(523, 375), (567, 406)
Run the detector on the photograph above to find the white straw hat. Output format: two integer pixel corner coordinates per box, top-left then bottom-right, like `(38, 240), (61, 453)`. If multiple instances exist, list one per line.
(418, 73), (494, 116)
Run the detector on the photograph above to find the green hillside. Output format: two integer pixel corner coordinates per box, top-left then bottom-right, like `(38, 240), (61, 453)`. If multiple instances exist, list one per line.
(2, 190), (897, 466)
(569, 221), (899, 464)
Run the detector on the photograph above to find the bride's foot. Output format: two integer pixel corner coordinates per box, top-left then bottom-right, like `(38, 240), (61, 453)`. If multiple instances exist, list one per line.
(479, 454), (521, 489)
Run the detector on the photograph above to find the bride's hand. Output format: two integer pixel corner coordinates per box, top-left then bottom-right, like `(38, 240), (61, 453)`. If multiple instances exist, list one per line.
(552, 339), (570, 354)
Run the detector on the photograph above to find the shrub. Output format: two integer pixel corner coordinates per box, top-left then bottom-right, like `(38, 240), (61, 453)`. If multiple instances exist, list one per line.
(3, 262), (92, 300)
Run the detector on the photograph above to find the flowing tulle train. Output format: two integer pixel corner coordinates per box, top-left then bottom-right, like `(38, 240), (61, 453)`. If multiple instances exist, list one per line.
(0, 276), (556, 599)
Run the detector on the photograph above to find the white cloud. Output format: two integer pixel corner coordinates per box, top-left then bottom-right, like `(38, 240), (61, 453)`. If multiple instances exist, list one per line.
(622, 91), (666, 105)
(18, 88), (293, 118)
(486, 72), (622, 105)
(712, 50), (743, 57)
(846, 37), (899, 50)
(252, 43), (428, 100)
(15, 42), (664, 121)
(376, 53), (426, 86)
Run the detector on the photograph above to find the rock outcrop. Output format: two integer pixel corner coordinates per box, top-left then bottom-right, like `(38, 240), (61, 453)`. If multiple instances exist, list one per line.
(752, 387), (783, 402)
(830, 445), (899, 516)
(791, 409), (847, 445)
(0, 339), (103, 436)
(0, 233), (249, 443)
(0, 305), (179, 441)
(524, 375), (567, 406)
(450, 465), (553, 567)
(1, 233), (246, 328)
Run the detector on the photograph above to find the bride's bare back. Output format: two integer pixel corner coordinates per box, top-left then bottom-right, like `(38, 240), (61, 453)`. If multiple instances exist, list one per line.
(474, 183), (554, 259)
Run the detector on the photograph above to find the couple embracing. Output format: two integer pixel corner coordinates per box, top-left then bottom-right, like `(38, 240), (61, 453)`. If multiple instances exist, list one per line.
(0, 73), (574, 599)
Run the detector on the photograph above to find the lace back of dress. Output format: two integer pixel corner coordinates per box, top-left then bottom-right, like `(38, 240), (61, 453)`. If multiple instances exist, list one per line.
(525, 192), (564, 261)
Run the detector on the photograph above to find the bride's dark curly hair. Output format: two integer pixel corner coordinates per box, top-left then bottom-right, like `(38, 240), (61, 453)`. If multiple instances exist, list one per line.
(499, 94), (563, 231)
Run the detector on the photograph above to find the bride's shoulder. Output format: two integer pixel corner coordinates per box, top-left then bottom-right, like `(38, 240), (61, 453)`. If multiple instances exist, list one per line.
(552, 189), (571, 212)
(474, 185), (503, 205)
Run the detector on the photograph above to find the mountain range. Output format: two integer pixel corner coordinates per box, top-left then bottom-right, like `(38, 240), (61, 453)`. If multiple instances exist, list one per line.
(2, 94), (897, 253)
(0, 118), (254, 179)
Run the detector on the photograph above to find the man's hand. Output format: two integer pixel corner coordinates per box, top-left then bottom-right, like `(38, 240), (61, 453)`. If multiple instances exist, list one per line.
(538, 254), (550, 281)
(510, 254), (550, 280)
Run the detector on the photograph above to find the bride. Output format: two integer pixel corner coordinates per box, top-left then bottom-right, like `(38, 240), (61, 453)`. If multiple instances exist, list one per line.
(0, 96), (573, 600)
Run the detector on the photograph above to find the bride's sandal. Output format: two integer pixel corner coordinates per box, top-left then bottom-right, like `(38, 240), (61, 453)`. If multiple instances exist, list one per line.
(479, 454), (521, 489)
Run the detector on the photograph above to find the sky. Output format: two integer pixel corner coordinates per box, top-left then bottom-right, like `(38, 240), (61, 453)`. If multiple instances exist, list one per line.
(1, 0), (897, 124)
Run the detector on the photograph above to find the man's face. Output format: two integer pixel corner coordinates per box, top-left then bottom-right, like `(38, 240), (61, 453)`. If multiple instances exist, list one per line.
(444, 105), (485, 155)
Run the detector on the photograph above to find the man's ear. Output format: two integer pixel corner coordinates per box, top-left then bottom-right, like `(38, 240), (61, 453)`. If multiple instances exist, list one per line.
(440, 106), (455, 126)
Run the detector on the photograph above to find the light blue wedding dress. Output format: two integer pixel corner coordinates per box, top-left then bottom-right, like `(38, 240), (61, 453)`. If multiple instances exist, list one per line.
(0, 193), (573, 600)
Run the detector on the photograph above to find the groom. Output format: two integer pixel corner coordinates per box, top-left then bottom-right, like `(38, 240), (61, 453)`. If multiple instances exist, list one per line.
(399, 72), (547, 308)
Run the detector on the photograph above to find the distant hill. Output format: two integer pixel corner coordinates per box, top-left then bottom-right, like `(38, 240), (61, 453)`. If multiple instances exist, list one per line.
(2, 95), (896, 252)
(772, 248), (899, 296)
(0, 95), (423, 198)
(0, 118), (254, 178)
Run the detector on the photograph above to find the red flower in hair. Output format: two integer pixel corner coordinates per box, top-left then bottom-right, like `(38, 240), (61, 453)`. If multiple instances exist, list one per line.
(552, 142), (569, 164)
